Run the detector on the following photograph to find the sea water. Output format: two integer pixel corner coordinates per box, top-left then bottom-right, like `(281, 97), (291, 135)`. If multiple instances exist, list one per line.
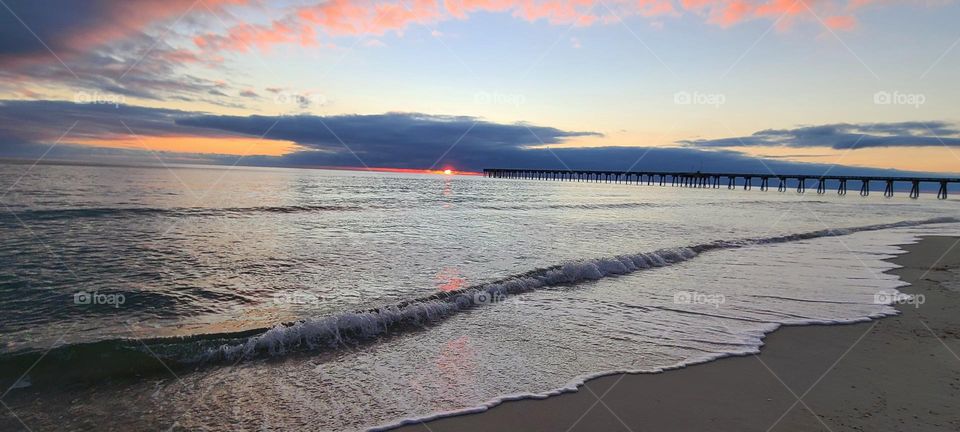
(0, 162), (957, 431)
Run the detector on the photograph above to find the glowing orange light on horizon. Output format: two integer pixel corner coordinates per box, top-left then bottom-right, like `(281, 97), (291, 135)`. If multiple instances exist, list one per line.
(309, 166), (482, 176)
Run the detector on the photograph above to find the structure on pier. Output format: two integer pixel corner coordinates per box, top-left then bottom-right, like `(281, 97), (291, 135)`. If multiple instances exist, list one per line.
(482, 169), (957, 200)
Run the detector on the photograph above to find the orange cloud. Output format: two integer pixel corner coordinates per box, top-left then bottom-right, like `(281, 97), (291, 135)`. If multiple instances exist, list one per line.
(195, 20), (320, 53)
(0, 0), (247, 68)
(74, 136), (301, 157)
(294, 0), (442, 36)
(824, 14), (857, 30)
(56, 0), (242, 53)
(3, 0), (885, 70)
(192, 0), (880, 56)
(737, 145), (960, 174)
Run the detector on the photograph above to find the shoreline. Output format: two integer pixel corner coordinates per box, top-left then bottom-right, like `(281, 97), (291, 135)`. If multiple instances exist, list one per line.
(392, 235), (960, 432)
(6, 218), (947, 390)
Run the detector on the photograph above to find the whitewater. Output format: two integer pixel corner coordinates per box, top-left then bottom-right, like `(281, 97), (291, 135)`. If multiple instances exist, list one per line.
(1, 163), (958, 431)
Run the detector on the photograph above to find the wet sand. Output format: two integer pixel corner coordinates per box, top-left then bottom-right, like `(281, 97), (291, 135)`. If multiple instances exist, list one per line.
(394, 236), (960, 432)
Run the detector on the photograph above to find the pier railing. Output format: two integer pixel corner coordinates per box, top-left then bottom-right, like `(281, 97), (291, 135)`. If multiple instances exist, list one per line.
(482, 169), (958, 199)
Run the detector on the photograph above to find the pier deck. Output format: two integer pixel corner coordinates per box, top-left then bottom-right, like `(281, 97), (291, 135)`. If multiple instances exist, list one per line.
(482, 169), (958, 199)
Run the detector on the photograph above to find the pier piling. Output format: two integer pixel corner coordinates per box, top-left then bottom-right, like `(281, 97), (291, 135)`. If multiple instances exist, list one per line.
(482, 169), (956, 200)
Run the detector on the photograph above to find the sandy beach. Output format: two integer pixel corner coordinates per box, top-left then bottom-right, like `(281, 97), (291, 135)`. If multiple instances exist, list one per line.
(395, 236), (960, 432)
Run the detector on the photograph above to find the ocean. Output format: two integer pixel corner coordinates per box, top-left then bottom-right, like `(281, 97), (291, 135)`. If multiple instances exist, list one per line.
(0, 162), (957, 431)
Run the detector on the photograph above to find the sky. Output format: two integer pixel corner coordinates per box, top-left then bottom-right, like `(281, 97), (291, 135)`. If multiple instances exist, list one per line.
(1, 0), (959, 175)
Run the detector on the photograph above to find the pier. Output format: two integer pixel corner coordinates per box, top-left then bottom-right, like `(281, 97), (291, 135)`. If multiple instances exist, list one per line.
(482, 169), (958, 199)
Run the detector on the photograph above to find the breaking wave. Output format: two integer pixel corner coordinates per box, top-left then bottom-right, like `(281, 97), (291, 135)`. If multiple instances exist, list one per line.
(204, 217), (955, 363)
(0, 216), (954, 389)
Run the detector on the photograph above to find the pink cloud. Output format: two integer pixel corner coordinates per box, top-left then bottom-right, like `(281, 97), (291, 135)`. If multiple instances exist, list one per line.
(514, 0), (598, 25)
(194, 20), (319, 53)
(824, 14), (857, 30)
(0, 0), (246, 67)
(638, 0), (678, 17)
(0, 0), (894, 77)
(203, 0), (878, 56)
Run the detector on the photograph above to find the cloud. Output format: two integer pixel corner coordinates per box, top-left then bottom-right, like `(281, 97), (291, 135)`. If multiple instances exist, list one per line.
(0, 0), (236, 65)
(0, 1), (250, 104)
(823, 15), (856, 30)
(0, 100), (234, 145)
(1, 0), (879, 64)
(680, 122), (960, 150)
(193, 19), (319, 53)
(198, 0), (882, 56)
(0, 99), (599, 168)
(1, 100), (948, 179)
(259, 144), (810, 173)
(174, 112), (603, 168)
(0, 0), (926, 104)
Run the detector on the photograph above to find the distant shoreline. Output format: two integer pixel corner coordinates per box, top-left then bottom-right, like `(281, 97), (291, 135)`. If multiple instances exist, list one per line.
(393, 236), (960, 432)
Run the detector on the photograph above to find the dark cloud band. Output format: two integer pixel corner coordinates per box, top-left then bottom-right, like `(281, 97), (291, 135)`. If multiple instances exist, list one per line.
(0, 100), (948, 179)
(681, 122), (960, 149)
